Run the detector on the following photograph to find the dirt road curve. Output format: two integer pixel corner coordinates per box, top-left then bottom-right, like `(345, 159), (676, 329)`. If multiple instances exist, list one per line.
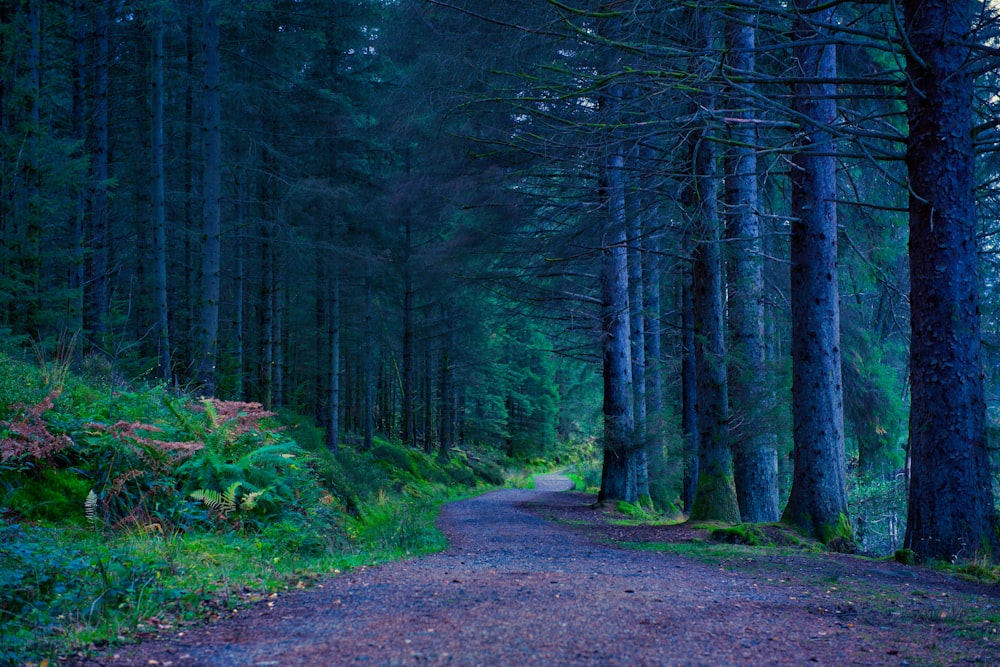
(73, 474), (998, 666)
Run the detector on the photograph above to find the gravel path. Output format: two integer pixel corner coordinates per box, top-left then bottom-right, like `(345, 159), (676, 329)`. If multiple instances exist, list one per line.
(74, 474), (998, 666)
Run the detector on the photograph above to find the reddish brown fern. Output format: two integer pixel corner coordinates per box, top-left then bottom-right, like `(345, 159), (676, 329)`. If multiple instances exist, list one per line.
(0, 390), (73, 462)
(85, 420), (203, 467)
(194, 399), (278, 436)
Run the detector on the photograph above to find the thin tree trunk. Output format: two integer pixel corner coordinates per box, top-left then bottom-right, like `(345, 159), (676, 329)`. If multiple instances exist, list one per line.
(327, 270), (341, 454)
(628, 190), (649, 501)
(150, 6), (171, 381)
(439, 315), (454, 461)
(196, 0), (222, 394)
(233, 185), (245, 398)
(680, 275), (698, 515)
(69, 0), (87, 333)
(260, 227), (274, 410)
(724, 8), (778, 523)
(363, 277), (375, 451)
(273, 241), (285, 408)
(641, 163), (665, 497)
(22, 0), (41, 337)
(85, 0), (111, 340)
(903, 0), (997, 562)
(402, 215), (415, 446)
(782, 0), (850, 544)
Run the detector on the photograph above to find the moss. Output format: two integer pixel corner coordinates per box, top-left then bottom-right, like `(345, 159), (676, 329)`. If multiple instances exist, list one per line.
(710, 523), (767, 547)
(820, 513), (857, 553)
(5, 468), (91, 524)
(688, 472), (740, 523)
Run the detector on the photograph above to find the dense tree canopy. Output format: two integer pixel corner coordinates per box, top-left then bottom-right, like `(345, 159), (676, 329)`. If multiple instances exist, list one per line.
(3, 0), (1000, 561)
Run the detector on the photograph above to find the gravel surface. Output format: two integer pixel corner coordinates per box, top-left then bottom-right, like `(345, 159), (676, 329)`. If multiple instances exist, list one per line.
(69, 474), (1000, 666)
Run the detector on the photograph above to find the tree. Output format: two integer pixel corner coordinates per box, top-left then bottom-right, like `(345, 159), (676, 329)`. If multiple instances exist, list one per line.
(903, 0), (997, 562)
(688, 8), (739, 523)
(781, 0), (851, 544)
(150, 2), (171, 381)
(195, 0), (222, 394)
(595, 6), (637, 504)
(723, 6), (779, 523)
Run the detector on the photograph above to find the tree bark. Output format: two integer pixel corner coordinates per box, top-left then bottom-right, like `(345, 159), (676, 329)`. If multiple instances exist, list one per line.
(681, 274), (698, 515)
(688, 9), (739, 523)
(69, 0), (87, 332)
(85, 0), (111, 340)
(628, 186), (649, 501)
(596, 7), (636, 504)
(402, 214), (416, 446)
(196, 0), (222, 394)
(724, 8), (778, 523)
(150, 6), (171, 382)
(689, 133), (739, 523)
(782, 0), (850, 544)
(363, 276), (375, 451)
(903, 0), (997, 562)
(326, 268), (341, 454)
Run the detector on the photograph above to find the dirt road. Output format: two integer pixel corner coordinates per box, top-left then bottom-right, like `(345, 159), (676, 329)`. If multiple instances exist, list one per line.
(72, 474), (998, 666)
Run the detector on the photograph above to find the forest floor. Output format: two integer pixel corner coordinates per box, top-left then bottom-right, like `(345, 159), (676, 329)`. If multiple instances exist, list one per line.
(66, 474), (1000, 666)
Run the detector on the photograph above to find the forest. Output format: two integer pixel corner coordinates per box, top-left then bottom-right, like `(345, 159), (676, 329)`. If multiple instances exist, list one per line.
(2, 0), (1000, 571)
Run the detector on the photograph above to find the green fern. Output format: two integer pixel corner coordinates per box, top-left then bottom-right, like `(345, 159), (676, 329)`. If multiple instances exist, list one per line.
(191, 481), (243, 518)
(191, 481), (272, 520)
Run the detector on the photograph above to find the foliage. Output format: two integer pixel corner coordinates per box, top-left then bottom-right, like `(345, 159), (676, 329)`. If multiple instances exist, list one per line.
(0, 352), (510, 664)
(849, 472), (907, 556)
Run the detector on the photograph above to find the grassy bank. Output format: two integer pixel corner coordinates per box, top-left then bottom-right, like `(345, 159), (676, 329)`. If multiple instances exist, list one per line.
(0, 353), (509, 665)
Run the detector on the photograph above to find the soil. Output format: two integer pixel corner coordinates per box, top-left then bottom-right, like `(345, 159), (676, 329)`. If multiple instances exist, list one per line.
(66, 475), (1000, 666)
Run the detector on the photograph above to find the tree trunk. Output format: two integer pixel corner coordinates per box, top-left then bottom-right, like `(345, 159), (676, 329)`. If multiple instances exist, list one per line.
(402, 214), (415, 446)
(781, 1), (850, 544)
(643, 221), (666, 498)
(439, 316), (454, 461)
(272, 247), (285, 409)
(363, 276), (375, 451)
(196, 0), (222, 394)
(688, 132), (739, 523)
(150, 7), (171, 382)
(680, 275), (698, 515)
(85, 0), (111, 340)
(596, 8), (636, 504)
(629, 187), (649, 501)
(327, 270), (341, 454)
(687, 8), (738, 522)
(903, 0), (997, 562)
(724, 8), (778, 523)
(233, 184), (245, 398)
(69, 0), (87, 332)
(260, 227), (274, 410)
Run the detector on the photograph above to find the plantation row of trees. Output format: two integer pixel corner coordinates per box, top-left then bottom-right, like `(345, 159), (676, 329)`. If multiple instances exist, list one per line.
(2, 0), (1000, 561)
(0, 0), (586, 465)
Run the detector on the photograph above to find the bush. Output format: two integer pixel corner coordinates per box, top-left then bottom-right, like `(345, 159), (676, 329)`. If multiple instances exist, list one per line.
(471, 459), (506, 486)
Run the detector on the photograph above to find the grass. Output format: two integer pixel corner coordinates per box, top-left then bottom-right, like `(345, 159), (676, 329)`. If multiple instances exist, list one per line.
(0, 351), (515, 665)
(1, 488), (461, 664)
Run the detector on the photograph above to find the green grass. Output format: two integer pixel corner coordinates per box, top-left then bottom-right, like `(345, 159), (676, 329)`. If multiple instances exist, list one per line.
(0, 351), (512, 665)
(1, 488), (460, 664)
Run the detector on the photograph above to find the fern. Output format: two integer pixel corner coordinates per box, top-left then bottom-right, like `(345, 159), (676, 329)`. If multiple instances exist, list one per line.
(191, 481), (273, 522)
(85, 489), (99, 526)
(191, 481), (242, 518)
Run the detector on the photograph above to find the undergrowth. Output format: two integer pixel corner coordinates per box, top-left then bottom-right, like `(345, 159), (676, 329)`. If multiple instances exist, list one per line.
(0, 352), (510, 665)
